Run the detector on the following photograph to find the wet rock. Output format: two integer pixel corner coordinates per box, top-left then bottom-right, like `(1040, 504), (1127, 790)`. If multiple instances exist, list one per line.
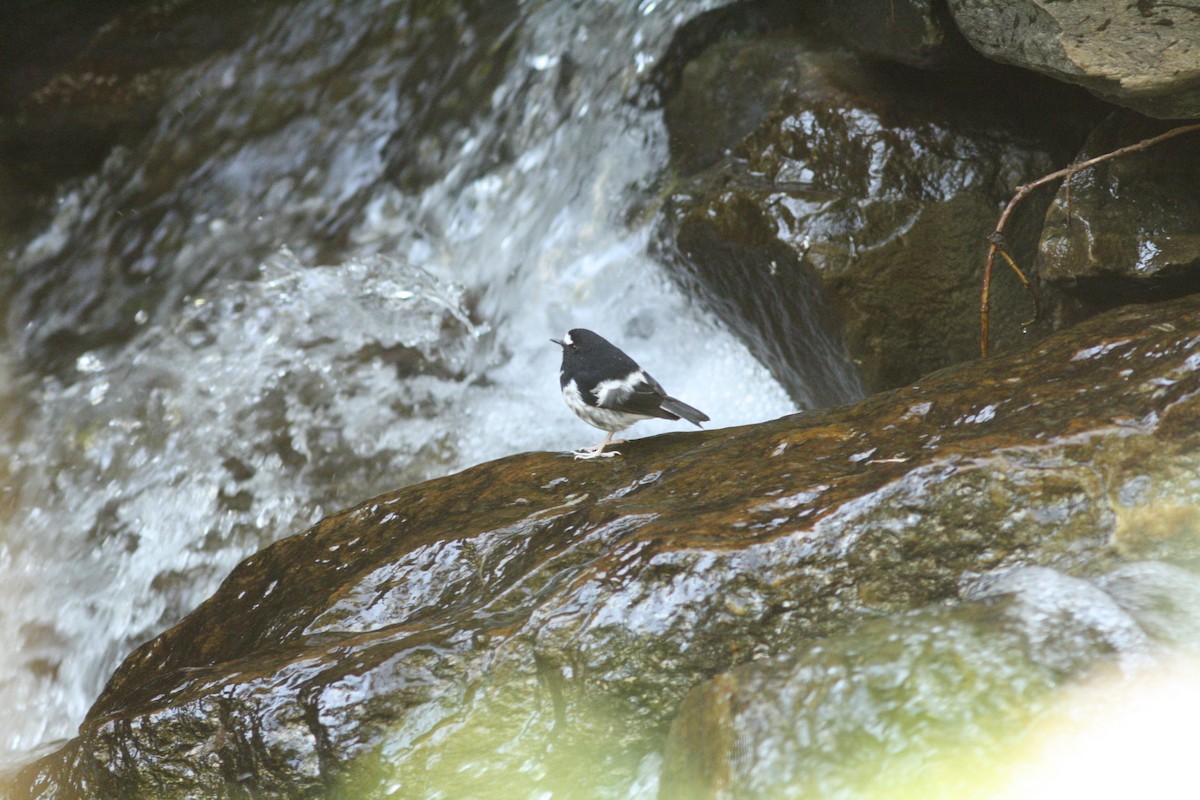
(1038, 113), (1200, 306)
(655, 34), (1104, 398)
(1098, 562), (1200, 649)
(1, 0), (294, 370)
(3, 0), (520, 373)
(660, 564), (1175, 800)
(9, 294), (1200, 798)
(0, 0), (280, 210)
(946, 0), (1200, 119)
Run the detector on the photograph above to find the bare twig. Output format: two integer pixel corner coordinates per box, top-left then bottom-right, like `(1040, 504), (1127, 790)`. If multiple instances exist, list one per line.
(980, 121), (1200, 356)
(994, 244), (1040, 328)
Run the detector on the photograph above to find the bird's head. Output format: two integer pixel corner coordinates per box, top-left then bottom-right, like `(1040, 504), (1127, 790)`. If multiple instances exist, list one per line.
(551, 328), (612, 362)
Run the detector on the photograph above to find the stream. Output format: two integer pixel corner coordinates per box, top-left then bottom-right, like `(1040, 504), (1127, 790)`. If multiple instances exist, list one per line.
(0, 0), (827, 766)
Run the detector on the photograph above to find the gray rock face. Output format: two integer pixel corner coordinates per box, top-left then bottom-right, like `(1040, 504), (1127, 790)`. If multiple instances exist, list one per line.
(947, 0), (1200, 118)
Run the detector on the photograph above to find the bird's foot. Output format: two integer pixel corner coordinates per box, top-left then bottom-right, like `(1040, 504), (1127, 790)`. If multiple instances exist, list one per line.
(572, 445), (620, 460)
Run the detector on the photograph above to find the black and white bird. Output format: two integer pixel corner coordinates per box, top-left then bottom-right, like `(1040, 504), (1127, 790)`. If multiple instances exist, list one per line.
(552, 328), (710, 459)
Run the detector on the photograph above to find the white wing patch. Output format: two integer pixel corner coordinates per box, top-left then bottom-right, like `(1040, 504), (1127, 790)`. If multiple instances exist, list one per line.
(592, 370), (646, 408)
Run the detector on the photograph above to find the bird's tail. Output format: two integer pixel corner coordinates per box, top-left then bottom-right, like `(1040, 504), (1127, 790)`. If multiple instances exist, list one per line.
(661, 396), (710, 427)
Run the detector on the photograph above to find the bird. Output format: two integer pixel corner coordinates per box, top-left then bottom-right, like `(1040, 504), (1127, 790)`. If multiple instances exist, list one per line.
(551, 328), (710, 459)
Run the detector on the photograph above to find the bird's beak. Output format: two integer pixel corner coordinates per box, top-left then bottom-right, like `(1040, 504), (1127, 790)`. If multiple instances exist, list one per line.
(550, 338), (564, 347)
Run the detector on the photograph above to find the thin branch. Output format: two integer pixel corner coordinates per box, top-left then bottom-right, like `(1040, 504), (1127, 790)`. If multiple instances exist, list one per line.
(995, 244), (1039, 327)
(980, 121), (1200, 356)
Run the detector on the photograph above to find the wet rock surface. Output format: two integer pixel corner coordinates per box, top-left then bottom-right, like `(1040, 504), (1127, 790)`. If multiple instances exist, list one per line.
(655, 33), (1105, 398)
(660, 563), (1191, 800)
(10, 294), (1200, 798)
(1038, 113), (1200, 306)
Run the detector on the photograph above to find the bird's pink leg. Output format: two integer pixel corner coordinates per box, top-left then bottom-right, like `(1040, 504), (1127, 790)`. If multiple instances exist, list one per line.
(574, 430), (620, 460)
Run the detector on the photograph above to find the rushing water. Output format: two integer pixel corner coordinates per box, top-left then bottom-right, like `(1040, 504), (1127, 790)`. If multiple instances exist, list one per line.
(0, 0), (817, 766)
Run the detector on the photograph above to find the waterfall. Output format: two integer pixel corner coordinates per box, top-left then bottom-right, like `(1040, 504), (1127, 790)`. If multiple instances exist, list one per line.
(0, 0), (833, 765)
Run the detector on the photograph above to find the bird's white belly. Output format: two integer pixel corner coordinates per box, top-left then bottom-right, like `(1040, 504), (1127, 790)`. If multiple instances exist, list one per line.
(562, 379), (649, 432)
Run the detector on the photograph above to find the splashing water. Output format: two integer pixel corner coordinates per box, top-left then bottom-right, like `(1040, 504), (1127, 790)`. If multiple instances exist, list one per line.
(0, 0), (816, 770)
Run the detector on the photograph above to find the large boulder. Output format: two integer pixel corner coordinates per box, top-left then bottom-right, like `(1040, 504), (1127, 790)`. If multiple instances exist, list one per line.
(9, 293), (1200, 799)
(655, 33), (1103, 399)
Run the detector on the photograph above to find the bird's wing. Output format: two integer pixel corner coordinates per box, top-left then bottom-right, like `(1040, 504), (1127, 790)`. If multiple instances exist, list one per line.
(592, 370), (679, 420)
